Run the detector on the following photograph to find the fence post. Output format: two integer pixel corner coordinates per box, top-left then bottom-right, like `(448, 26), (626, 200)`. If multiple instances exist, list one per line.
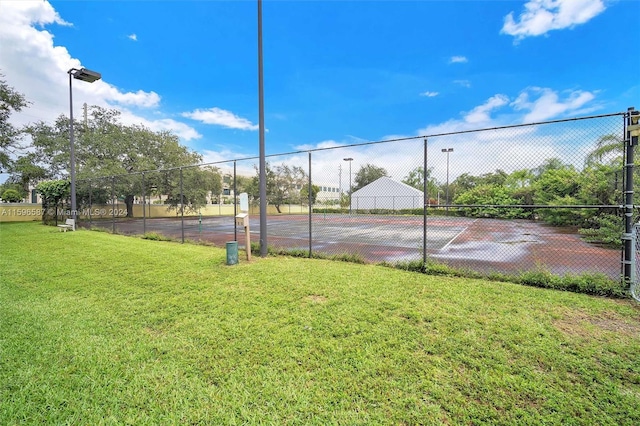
(632, 225), (639, 301)
(88, 178), (92, 227)
(234, 160), (237, 242)
(308, 151), (312, 258)
(180, 167), (184, 244)
(142, 173), (146, 235)
(423, 137), (428, 269)
(111, 176), (115, 234)
(624, 108), (638, 285)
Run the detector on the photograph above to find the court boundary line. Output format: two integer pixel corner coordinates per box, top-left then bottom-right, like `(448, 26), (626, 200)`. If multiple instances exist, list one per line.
(438, 218), (477, 252)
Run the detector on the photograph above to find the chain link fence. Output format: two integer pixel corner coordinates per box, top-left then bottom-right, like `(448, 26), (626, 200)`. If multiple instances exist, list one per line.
(76, 112), (636, 282)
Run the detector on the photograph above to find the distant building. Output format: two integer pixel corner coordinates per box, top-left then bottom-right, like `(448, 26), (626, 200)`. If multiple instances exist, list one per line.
(316, 184), (341, 202)
(350, 176), (423, 210)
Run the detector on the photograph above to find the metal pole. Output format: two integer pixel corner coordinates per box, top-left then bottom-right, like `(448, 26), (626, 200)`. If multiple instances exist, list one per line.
(180, 168), (185, 244)
(442, 148), (453, 213)
(349, 160), (352, 214)
(308, 152), (312, 258)
(68, 72), (77, 224)
(111, 176), (115, 234)
(88, 178), (92, 227)
(142, 173), (146, 235)
(258, 0), (267, 257)
(234, 160), (237, 242)
(623, 108), (637, 284)
(423, 137), (428, 269)
(446, 152), (450, 208)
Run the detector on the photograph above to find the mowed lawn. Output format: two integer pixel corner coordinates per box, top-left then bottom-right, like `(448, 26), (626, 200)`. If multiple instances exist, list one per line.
(1, 222), (639, 425)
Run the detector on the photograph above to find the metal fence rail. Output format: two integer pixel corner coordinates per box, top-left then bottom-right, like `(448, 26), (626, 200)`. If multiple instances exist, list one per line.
(75, 111), (638, 284)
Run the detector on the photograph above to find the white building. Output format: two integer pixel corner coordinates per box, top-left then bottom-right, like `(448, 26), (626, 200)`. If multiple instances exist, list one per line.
(350, 176), (423, 211)
(316, 184), (341, 203)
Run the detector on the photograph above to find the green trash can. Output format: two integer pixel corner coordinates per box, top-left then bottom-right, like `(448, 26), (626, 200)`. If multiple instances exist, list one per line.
(226, 241), (238, 265)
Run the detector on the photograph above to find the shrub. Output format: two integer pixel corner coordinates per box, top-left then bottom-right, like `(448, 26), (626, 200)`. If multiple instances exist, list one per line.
(1, 189), (22, 202)
(141, 232), (175, 242)
(578, 213), (623, 248)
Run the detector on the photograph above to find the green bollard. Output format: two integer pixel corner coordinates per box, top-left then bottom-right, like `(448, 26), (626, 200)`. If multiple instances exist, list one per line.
(226, 241), (238, 265)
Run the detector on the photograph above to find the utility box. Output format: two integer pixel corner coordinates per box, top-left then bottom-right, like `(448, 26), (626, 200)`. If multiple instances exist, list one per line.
(235, 212), (249, 227)
(226, 241), (238, 265)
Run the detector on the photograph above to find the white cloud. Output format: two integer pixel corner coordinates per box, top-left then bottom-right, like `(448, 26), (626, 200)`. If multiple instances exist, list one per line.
(119, 112), (202, 141)
(229, 85), (602, 191)
(453, 80), (471, 88)
(502, 0), (607, 40)
(407, 87), (602, 180)
(128, 33), (137, 41)
(420, 91), (439, 98)
(182, 107), (259, 131)
(415, 88), (598, 136)
(449, 56), (468, 64)
(464, 95), (510, 124)
(0, 1), (197, 141)
(200, 149), (257, 176)
(511, 87), (597, 122)
(0, 0), (71, 28)
(101, 88), (161, 108)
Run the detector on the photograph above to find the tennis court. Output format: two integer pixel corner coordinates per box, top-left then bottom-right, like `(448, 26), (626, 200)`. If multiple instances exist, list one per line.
(83, 213), (621, 278)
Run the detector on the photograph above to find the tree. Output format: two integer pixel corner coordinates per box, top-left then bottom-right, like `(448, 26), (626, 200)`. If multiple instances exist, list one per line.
(6, 153), (48, 196)
(585, 134), (624, 167)
(0, 75), (29, 171)
(163, 166), (222, 213)
(0, 182), (26, 201)
(1, 188), (21, 202)
(402, 166), (438, 196)
(35, 180), (70, 225)
(250, 162), (308, 213)
(234, 175), (253, 197)
(533, 164), (583, 226)
(300, 184), (320, 205)
(532, 158), (567, 177)
(352, 164), (388, 193)
(450, 173), (479, 193)
(454, 185), (526, 219)
(27, 106), (205, 217)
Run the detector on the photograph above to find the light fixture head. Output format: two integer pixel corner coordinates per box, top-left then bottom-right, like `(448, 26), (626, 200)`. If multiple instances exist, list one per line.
(72, 68), (101, 83)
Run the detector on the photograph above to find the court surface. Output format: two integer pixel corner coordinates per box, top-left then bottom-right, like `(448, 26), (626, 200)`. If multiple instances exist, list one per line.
(85, 213), (621, 278)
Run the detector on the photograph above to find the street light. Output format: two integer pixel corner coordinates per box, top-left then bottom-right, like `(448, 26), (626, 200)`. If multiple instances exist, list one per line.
(343, 157), (353, 214)
(441, 148), (453, 211)
(258, 0), (268, 257)
(68, 67), (101, 224)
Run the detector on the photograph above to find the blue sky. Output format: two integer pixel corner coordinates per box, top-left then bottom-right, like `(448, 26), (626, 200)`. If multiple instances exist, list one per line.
(0, 0), (638, 179)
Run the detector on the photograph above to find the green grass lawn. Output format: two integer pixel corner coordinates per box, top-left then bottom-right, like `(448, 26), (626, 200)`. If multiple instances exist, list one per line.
(1, 222), (639, 425)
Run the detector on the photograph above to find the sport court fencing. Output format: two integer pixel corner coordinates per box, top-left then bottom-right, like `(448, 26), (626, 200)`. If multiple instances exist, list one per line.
(632, 224), (640, 301)
(76, 111), (639, 284)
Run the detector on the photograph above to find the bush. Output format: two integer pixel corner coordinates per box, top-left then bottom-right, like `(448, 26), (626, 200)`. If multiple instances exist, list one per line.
(1, 189), (22, 202)
(381, 259), (626, 298)
(516, 268), (625, 297)
(141, 232), (175, 242)
(578, 213), (623, 248)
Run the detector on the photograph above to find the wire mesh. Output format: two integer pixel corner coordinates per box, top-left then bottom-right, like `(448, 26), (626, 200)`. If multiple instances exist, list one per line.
(76, 113), (633, 282)
(633, 224), (640, 301)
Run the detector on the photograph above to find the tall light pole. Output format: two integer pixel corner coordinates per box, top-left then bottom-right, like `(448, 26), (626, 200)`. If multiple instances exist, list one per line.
(258, 0), (267, 257)
(441, 148), (453, 211)
(343, 157), (353, 214)
(68, 67), (101, 224)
